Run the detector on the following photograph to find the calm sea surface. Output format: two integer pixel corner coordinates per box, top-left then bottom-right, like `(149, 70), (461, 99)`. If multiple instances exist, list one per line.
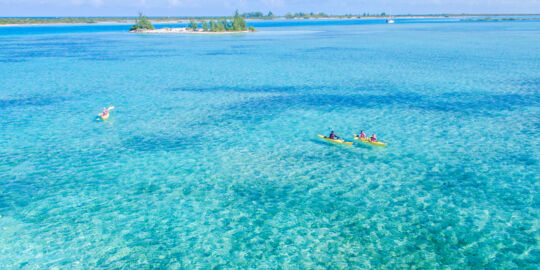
(0, 19), (539, 268)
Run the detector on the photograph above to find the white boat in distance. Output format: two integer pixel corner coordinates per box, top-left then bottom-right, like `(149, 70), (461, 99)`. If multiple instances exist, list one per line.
(386, 19), (395, 24)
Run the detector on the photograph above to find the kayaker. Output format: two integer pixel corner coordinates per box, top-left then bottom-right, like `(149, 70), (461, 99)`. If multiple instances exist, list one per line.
(102, 107), (109, 117)
(329, 131), (336, 139)
(359, 130), (367, 139)
(370, 134), (377, 142)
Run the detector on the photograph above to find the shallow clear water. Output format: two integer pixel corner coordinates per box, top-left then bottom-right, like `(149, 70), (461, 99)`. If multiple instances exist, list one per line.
(0, 20), (539, 268)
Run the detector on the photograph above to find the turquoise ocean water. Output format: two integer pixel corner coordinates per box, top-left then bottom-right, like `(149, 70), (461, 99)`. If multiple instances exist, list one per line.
(0, 19), (539, 268)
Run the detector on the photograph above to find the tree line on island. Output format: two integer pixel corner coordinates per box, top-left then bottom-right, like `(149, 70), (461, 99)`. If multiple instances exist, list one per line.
(187, 11), (255, 32)
(130, 11), (255, 32)
(129, 12), (155, 31)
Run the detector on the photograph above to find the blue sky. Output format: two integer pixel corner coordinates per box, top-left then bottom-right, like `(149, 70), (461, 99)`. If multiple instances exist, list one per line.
(1, 0), (540, 17)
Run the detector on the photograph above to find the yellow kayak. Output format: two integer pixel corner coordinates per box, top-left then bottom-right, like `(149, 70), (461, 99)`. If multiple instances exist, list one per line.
(97, 113), (109, 121)
(354, 134), (387, 147)
(318, 134), (353, 145)
(96, 106), (114, 121)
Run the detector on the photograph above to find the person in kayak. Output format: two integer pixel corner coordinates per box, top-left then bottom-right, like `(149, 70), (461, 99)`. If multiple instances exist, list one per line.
(329, 131), (343, 140)
(359, 130), (367, 139)
(329, 131), (337, 139)
(102, 107), (109, 118)
(370, 134), (377, 142)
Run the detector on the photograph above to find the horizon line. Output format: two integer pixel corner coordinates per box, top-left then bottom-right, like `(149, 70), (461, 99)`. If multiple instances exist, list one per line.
(2, 13), (540, 19)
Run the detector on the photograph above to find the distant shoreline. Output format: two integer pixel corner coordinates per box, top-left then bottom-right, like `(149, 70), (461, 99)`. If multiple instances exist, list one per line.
(130, 27), (251, 34)
(1, 14), (539, 26)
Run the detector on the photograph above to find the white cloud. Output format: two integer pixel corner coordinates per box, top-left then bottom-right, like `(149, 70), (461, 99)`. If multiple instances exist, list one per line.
(91, 0), (103, 6)
(168, 0), (181, 6)
(164, 0), (202, 8)
(1, 0), (104, 6)
(261, 0), (285, 7)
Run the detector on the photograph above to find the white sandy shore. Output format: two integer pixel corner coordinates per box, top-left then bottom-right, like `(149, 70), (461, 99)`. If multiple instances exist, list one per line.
(130, 27), (251, 34)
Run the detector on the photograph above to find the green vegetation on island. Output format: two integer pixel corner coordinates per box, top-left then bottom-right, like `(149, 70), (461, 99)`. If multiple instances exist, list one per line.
(461, 17), (540, 22)
(129, 12), (154, 31)
(285, 12), (329, 19)
(241, 11), (275, 19)
(187, 11), (255, 32)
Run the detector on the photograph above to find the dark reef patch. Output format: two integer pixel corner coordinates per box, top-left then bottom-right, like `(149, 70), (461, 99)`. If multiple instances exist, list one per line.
(0, 96), (67, 109)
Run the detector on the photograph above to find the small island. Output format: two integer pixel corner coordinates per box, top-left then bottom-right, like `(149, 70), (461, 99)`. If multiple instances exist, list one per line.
(129, 12), (155, 31)
(129, 11), (255, 34)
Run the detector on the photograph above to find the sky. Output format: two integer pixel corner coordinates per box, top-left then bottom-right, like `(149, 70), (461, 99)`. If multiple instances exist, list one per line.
(1, 0), (539, 17)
